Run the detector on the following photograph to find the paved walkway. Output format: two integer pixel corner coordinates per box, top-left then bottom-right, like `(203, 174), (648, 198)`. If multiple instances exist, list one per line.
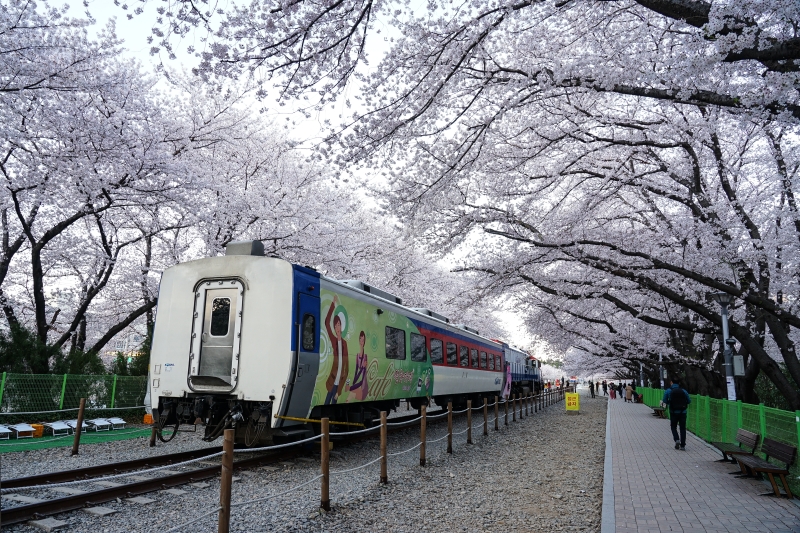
(602, 394), (800, 533)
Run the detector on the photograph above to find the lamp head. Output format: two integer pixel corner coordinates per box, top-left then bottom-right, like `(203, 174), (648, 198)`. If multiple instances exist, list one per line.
(710, 292), (735, 307)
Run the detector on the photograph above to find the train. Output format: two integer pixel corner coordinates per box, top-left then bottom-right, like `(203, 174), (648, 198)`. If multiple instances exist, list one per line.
(148, 241), (543, 445)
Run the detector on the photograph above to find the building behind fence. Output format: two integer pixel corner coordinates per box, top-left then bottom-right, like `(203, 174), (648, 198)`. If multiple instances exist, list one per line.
(637, 386), (800, 495)
(0, 373), (147, 413)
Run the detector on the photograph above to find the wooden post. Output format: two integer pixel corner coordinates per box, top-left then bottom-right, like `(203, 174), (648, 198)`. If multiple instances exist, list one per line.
(380, 411), (388, 484)
(71, 398), (86, 456)
(320, 418), (330, 511)
(494, 396), (499, 431)
(467, 400), (473, 444)
(149, 425), (157, 447)
(512, 394), (517, 422)
(525, 393), (529, 416)
(519, 393), (524, 419)
(217, 428), (234, 533)
(504, 397), (508, 426)
(447, 402), (453, 454)
(483, 397), (488, 436)
(420, 404), (427, 467)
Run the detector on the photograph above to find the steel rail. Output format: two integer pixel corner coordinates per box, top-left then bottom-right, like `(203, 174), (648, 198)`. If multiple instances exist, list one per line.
(0, 449), (296, 526)
(1, 447), (223, 489)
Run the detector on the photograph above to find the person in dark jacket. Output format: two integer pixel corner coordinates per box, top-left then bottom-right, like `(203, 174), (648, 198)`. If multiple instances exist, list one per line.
(662, 378), (691, 450)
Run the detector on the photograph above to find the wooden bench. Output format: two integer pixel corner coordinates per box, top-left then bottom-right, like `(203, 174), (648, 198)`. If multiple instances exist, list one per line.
(711, 428), (759, 463)
(735, 438), (796, 498)
(651, 407), (667, 419)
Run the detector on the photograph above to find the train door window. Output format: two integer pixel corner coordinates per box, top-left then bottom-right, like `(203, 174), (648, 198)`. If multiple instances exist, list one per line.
(480, 351), (487, 369)
(459, 346), (469, 367)
(301, 314), (316, 351)
(488, 353), (495, 371)
(430, 339), (444, 364)
(470, 348), (478, 368)
(411, 333), (427, 362)
(495, 355), (501, 372)
(385, 327), (406, 360)
(210, 298), (231, 336)
(447, 342), (458, 365)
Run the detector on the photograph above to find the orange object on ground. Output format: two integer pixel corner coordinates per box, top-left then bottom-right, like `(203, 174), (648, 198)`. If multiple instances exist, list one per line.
(31, 424), (44, 438)
(143, 413), (153, 425)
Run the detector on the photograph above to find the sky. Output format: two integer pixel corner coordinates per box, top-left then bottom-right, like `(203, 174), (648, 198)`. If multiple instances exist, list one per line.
(69, 0), (548, 356)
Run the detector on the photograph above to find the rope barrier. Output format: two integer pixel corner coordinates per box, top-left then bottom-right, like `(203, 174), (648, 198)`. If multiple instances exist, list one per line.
(230, 475), (323, 509)
(232, 434), (321, 454)
(387, 441), (422, 456)
(452, 426), (470, 435)
(427, 433), (450, 444)
(387, 416), (422, 426)
(165, 506), (223, 533)
(330, 425), (380, 436)
(330, 456), (382, 475)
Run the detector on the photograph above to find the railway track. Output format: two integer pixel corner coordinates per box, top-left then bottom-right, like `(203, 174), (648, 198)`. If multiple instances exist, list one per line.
(0, 406), (476, 526)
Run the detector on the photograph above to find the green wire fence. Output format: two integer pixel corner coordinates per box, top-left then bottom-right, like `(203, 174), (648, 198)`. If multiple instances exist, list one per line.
(637, 386), (800, 495)
(0, 372), (147, 426)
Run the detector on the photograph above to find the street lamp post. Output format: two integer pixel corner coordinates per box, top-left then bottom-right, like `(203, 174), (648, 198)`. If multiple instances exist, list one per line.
(711, 292), (737, 401)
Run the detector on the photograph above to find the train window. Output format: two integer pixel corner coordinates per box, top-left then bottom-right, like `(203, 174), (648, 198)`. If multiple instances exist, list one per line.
(460, 346), (469, 367)
(480, 351), (487, 369)
(488, 353), (494, 371)
(385, 327), (406, 360)
(411, 333), (427, 362)
(470, 349), (478, 368)
(430, 339), (444, 364)
(210, 298), (231, 336)
(302, 314), (315, 351)
(446, 342), (458, 365)
(495, 355), (502, 372)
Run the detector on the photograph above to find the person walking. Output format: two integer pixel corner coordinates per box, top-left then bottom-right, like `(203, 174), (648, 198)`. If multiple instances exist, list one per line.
(662, 377), (691, 450)
(618, 382), (624, 399)
(602, 380), (608, 396)
(609, 382), (616, 400)
(589, 380), (596, 398)
(625, 383), (633, 403)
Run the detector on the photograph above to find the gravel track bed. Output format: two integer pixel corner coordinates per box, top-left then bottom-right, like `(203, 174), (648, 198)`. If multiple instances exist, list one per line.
(2, 391), (605, 532)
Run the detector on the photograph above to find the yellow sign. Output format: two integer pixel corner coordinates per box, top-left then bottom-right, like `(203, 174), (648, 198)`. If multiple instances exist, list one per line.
(566, 392), (580, 411)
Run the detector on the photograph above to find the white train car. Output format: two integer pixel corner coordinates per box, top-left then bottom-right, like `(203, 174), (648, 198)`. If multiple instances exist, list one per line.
(149, 242), (506, 445)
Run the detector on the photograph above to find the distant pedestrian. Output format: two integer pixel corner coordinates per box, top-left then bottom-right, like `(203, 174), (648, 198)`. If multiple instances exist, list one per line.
(609, 383), (616, 400)
(589, 380), (596, 398)
(618, 382), (624, 399)
(625, 383), (633, 402)
(662, 377), (691, 450)
(602, 381), (608, 396)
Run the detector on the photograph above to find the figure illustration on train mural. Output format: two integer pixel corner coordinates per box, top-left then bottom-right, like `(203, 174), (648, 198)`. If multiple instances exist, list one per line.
(314, 289), (434, 410)
(345, 331), (369, 403)
(324, 294), (349, 405)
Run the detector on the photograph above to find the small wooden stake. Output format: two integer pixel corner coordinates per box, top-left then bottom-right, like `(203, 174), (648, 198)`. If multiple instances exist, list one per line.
(218, 428), (234, 533)
(483, 397), (488, 436)
(494, 395), (499, 431)
(447, 402), (453, 454)
(467, 399), (473, 444)
(512, 394), (517, 422)
(520, 393), (524, 419)
(420, 404), (427, 467)
(380, 411), (388, 484)
(71, 398), (86, 456)
(525, 393), (529, 416)
(504, 397), (508, 426)
(321, 418), (330, 511)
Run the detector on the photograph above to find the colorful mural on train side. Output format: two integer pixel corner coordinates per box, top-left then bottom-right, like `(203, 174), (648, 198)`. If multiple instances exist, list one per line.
(311, 289), (434, 412)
